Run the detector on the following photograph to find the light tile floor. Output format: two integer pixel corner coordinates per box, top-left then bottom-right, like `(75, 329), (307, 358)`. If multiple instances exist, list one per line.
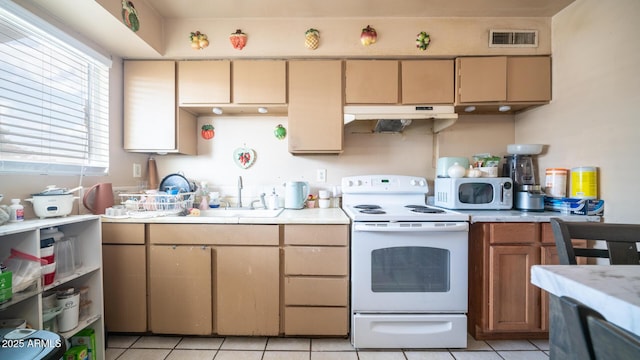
(106, 334), (550, 360)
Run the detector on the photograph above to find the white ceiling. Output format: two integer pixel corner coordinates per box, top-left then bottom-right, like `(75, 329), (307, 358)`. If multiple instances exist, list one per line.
(149, 0), (575, 18)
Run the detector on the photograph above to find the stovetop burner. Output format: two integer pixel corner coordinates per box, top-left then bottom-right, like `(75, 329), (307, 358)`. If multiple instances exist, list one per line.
(354, 204), (382, 210)
(405, 205), (445, 214)
(359, 209), (386, 214)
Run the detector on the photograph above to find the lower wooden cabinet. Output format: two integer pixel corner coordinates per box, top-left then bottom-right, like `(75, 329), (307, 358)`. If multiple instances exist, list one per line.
(487, 245), (540, 332)
(149, 245), (213, 335)
(215, 246), (279, 335)
(283, 224), (349, 336)
(102, 223), (147, 333)
(103, 222), (349, 337)
(469, 222), (587, 340)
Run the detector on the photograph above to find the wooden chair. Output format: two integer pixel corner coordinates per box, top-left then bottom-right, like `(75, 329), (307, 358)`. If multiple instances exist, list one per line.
(550, 218), (640, 265)
(587, 315), (640, 360)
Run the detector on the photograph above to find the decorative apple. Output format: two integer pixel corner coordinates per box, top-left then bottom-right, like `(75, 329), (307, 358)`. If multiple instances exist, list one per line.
(274, 124), (287, 140)
(360, 25), (377, 46)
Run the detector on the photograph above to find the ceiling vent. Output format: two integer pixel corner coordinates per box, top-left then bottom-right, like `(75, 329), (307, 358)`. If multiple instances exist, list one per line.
(489, 29), (538, 48)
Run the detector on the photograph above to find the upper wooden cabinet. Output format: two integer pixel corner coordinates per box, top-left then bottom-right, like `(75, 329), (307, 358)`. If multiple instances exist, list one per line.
(124, 60), (196, 154)
(401, 60), (455, 104)
(178, 60), (231, 105)
(345, 60), (399, 104)
(456, 56), (551, 104)
(232, 60), (287, 104)
(507, 56), (551, 102)
(288, 60), (343, 154)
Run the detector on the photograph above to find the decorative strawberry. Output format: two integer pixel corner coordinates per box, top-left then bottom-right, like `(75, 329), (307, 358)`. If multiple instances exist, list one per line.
(274, 124), (287, 140)
(416, 31), (430, 51)
(230, 29), (247, 50)
(360, 25), (377, 46)
(304, 28), (320, 50)
(201, 124), (215, 140)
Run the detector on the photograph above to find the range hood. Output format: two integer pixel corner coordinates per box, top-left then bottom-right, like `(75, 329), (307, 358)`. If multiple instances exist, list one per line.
(343, 105), (458, 133)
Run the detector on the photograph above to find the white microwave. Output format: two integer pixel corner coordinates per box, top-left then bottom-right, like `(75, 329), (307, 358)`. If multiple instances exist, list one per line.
(434, 177), (513, 210)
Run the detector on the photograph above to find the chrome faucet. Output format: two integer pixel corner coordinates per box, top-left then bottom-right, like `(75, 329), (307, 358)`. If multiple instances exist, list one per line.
(250, 193), (267, 209)
(237, 176), (243, 208)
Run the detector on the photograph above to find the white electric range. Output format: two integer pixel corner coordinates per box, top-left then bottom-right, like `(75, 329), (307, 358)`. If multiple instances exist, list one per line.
(342, 175), (469, 349)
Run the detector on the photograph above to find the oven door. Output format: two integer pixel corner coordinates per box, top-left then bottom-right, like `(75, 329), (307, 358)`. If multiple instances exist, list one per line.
(351, 221), (468, 312)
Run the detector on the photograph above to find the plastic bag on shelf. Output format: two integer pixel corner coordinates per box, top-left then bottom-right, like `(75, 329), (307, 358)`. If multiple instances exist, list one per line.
(3, 249), (46, 292)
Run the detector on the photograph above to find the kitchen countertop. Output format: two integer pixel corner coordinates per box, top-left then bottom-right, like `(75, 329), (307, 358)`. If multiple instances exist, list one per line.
(458, 210), (601, 223)
(531, 265), (640, 336)
(100, 208), (350, 225)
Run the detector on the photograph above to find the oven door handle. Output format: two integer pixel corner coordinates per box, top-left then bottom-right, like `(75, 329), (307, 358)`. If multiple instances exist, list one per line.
(353, 222), (469, 232)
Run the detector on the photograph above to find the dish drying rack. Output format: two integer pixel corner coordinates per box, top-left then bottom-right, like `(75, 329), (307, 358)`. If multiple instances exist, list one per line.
(118, 192), (195, 217)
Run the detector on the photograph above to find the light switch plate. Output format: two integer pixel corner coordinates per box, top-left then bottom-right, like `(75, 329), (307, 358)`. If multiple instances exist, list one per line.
(133, 163), (142, 178)
(317, 168), (327, 182)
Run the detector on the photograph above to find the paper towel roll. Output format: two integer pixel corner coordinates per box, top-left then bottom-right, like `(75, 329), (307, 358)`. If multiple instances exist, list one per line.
(148, 157), (159, 190)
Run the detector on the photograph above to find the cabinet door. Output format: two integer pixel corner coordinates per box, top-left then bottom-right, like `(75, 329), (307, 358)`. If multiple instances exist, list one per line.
(215, 246), (279, 335)
(149, 245), (212, 335)
(488, 245), (541, 331)
(102, 245), (147, 332)
(124, 60), (176, 151)
(507, 57), (551, 102)
(456, 57), (507, 103)
(288, 60), (343, 153)
(401, 60), (454, 104)
(232, 60), (286, 104)
(345, 60), (399, 104)
(178, 60), (231, 104)
(124, 60), (196, 154)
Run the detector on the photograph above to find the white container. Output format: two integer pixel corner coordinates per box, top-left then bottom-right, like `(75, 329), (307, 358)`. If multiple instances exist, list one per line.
(56, 290), (80, 332)
(545, 168), (568, 198)
(318, 199), (331, 208)
(9, 199), (24, 222)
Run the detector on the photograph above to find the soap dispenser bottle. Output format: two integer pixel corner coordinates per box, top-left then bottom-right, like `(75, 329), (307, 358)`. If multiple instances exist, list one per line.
(268, 188), (279, 210)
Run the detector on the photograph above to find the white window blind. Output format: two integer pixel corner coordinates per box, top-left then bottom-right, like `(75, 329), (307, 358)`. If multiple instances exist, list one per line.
(0, 2), (110, 176)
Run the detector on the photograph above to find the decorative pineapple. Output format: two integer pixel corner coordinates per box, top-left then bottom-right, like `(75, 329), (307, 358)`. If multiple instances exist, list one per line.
(304, 28), (320, 50)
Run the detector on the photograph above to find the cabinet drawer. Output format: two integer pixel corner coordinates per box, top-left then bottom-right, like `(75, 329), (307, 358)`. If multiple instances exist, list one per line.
(149, 224), (278, 245)
(489, 223), (539, 244)
(102, 223), (145, 244)
(284, 277), (348, 306)
(284, 307), (348, 336)
(284, 225), (348, 246)
(284, 247), (348, 276)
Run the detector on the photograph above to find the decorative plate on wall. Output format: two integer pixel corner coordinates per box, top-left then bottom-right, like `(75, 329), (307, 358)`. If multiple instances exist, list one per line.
(233, 147), (256, 169)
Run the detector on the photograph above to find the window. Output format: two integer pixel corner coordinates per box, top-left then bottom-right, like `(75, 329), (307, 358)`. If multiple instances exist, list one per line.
(0, 1), (111, 176)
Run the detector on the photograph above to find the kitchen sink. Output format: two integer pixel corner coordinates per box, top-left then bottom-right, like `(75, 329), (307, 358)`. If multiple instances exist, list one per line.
(201, 208), (284, 218)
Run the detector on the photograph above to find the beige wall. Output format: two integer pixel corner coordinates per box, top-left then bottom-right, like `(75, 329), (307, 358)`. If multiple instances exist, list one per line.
(516, 0), (640, 223)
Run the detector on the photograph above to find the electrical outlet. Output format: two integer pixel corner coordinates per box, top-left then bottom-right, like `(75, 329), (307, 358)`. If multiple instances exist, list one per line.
(317, 168), (327, 182)
(133, 163), (142, 178)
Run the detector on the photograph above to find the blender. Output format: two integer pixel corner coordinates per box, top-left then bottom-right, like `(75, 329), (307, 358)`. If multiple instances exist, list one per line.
(503, 145), (545, 211)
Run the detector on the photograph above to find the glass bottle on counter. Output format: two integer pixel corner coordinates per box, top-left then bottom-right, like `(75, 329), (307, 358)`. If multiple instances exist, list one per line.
(208, 192), (220, 208)
(197, 181), (209, 210)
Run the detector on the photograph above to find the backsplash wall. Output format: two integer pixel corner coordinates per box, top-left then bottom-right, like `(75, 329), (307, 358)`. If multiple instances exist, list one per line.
(155, 114), (515, 204)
